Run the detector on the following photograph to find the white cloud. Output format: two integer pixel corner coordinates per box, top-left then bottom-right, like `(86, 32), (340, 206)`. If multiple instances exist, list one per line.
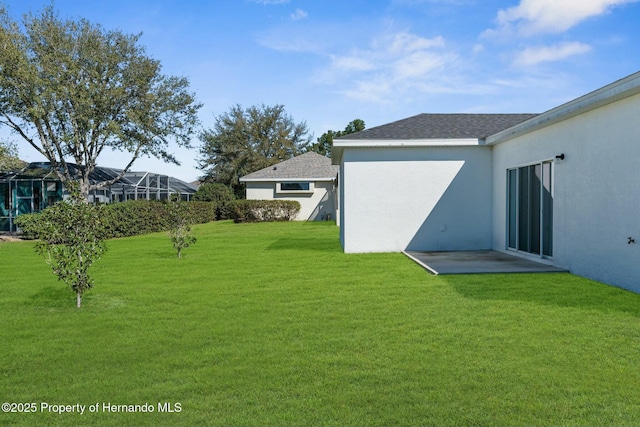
(392, 0), (474, 5)
(389, 33), (445, 53)
(341, 77), (394, 104)
(472, 44), (485, 54)
(331, 54), (375, 72)
(259, 27), (488, 105)
(318, 32), (465, 103)
(329, 34), (448, 75)
(394, 50), (452, 78)
(326, 32), (454, 78)
(512, 41), (592, 66)
(493, 0), (640, 36)
(257, 31), (322, 53)
(290, 9), (308, 21)
(251, 0), (290, 4)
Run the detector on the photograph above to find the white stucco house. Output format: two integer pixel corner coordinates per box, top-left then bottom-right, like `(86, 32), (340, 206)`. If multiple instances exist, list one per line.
(240, 151), (338, 221)
(332, 70), (640, 293)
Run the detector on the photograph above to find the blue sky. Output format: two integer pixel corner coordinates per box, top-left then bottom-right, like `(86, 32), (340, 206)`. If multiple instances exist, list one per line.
(4, 0), (640, 182)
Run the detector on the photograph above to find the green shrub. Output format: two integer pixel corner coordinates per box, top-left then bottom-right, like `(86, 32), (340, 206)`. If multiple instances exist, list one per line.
(16, 200), (218, 239)
(232, 200), (300, 223)
(101, 200), (170, 238)
(192, 183), (236, 220)
(13, 213), (40, 239)
(101, 200), (217, 237)
(183, 201), (219, 225)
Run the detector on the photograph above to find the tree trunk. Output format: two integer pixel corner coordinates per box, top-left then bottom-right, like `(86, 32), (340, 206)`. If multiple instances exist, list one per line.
(80, 177), (91, 203)
(77, 291), (82, 308)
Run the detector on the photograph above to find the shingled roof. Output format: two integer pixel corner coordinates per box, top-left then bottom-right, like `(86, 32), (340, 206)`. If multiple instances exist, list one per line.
(337, 113), (538, 140)
(240, 151), (338, 181)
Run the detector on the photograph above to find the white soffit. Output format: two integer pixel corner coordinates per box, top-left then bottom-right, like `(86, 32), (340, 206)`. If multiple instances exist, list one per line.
(240, 177), (336, 182)
(333, 138), (480, 147)
(331, 138), (480, 164)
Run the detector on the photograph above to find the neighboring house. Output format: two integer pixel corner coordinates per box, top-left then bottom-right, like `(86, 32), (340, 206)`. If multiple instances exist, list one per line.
(332, 70), (640, 293)
(240, 151), (339, 221)
(0, 162), (197, 232)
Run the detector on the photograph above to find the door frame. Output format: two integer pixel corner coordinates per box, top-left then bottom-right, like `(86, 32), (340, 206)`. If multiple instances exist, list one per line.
(506, 159), (554, 259)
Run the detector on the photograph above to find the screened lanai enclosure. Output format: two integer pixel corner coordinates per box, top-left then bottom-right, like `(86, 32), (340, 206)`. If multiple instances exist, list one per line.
(0, 162), (197, 232)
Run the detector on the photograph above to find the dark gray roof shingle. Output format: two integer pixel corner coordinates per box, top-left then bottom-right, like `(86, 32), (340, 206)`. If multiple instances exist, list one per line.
(240, 151), (338, 181)
(337, 113), (538, 140)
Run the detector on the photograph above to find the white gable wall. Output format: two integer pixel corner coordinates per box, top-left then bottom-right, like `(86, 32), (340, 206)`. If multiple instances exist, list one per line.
(492, 92), (640, 292)
(245, 180), (336, 221)
(340, 145), (492, 253)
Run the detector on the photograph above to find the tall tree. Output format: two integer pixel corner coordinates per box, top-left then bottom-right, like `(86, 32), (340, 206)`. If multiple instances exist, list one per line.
(307, 119), (365, 157)
(0, 5), (201, 200)
(198, 104), (312, 198)
(0, 140), (26, 172)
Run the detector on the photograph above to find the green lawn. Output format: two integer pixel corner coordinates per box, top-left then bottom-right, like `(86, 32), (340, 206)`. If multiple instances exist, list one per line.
(1, 221), (640, 426)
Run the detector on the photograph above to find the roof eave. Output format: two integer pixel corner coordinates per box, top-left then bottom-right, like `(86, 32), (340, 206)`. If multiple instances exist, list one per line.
(331, 138), (482, 164)
(240, 176), (337, 183)
(334, 138), (481, 147)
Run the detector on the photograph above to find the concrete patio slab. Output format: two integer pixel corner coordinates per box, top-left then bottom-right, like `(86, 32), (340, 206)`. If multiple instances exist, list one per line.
(403, 250), (568, 275)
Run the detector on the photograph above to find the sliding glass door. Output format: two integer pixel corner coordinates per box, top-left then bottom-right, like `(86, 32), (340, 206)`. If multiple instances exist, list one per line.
(507, 161), (553, 257)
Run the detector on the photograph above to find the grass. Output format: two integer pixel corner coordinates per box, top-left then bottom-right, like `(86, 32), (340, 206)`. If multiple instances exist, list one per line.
(1, 220), (640, 426)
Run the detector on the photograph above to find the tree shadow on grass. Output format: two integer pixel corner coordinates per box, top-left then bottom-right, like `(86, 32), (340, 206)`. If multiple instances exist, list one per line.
(442, 273), (640, 317)
(27, 286), (75, 309)
(267, 236), (343, 252)
(27, 286), (126, 310)
(144, 247), (181, 259)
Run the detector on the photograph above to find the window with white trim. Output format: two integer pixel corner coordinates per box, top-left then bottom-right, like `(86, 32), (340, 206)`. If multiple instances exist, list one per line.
(276, 182), (313, 193)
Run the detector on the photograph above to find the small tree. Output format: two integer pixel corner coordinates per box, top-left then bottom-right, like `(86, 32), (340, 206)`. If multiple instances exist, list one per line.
(167, 196), (196, 258)
(32, 184), (106, 308)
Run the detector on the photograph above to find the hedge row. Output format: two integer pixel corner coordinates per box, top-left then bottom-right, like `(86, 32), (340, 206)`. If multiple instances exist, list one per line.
(16, 200), (217, 240)
(100, 200), (218, 238)
(15, 199), (300, 239)
(232, 200), (300, 223)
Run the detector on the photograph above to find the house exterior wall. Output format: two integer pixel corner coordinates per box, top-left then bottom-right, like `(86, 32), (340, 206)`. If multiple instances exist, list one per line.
(492, 92), (640, 292)
(245, 182), (275, 201)
(339, 146), (493, 253)
(245, 180), (336, 221)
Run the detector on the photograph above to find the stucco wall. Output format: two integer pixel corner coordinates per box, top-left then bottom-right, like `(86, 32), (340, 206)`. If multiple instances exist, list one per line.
(245, 180), (336, 221)
(340, 146), (493, 253)
(492, 92), (640, 292)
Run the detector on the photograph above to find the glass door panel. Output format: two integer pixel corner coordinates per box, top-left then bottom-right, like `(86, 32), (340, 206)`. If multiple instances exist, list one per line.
(0, 182), (8, 216)
(542, 162), (553, 257)
(507, 161), (553, 258)
(507, 169), (517, 249)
